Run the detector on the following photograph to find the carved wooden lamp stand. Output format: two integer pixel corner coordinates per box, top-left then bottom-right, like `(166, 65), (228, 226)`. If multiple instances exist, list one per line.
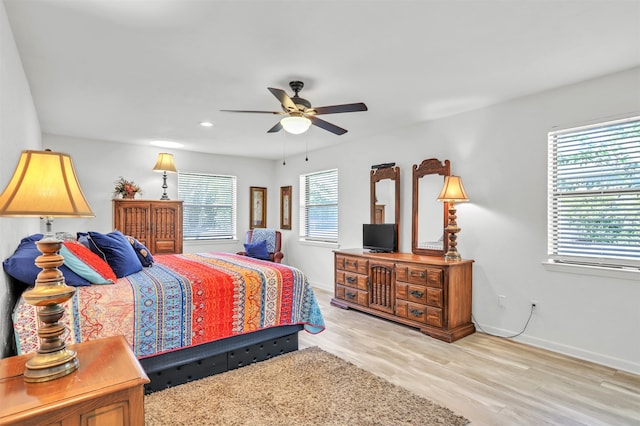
(437, 175), (469, 261)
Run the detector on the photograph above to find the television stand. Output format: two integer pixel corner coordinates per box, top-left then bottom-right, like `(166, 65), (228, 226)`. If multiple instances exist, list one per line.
(331, 248), (475, 343)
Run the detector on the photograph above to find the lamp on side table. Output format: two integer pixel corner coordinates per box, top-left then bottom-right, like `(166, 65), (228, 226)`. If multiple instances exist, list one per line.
(152, 152), (177, 200)
(0, 150), (94, 382)
(437, 175), (469, 262)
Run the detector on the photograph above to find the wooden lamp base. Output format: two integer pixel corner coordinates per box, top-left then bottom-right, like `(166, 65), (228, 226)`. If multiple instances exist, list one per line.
(21, 236), (78, 382)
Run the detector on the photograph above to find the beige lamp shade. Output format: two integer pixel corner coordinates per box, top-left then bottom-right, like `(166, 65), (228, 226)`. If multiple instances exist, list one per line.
(0, 150), (94, 217)
(437, 175), (469, 203)
(152, 152), (177, 173)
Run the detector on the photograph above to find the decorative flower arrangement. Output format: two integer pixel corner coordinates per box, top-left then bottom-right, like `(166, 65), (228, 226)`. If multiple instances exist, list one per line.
(113, 177), (142, 199)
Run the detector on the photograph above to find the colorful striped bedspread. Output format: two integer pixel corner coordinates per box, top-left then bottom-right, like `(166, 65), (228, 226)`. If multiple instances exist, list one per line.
(13, 252), (325, 357)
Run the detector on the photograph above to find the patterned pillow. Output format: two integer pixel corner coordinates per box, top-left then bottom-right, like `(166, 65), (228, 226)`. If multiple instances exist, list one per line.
(124, 235), (154, 267)
(60, 240), (117, 284)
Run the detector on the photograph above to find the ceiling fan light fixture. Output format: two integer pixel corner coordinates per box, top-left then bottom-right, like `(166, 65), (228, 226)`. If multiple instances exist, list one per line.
(280, 116), (311, 134)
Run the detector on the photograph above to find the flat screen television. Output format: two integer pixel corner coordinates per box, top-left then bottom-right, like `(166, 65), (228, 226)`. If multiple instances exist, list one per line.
(363, 223), (397, 253)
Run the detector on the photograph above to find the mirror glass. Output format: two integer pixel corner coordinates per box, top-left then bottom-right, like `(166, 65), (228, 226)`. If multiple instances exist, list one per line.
(373, 179), (395, 224)
(370, 166), (400, 246)
(412, 159), (450, 256)
(417, 175), (445, 249)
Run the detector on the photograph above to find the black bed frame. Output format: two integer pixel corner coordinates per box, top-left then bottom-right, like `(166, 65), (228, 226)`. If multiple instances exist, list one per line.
(139, 324), (303, 393)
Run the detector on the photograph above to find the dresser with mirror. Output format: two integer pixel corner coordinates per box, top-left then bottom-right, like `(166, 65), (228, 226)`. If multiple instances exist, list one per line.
(331, 159), (474, 342)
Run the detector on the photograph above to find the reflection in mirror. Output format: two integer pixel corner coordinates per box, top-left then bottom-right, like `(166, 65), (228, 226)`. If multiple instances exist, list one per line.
(370, 166), (400, 247)
(374, 179), (395, 224)
(417, 175), (445, 249)
(412, 158), (450, 256)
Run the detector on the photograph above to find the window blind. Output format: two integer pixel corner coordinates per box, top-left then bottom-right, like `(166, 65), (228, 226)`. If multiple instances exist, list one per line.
(299, 169), (338, 242)
(548, 116), (640, 268)
(178, 172), (237, 240)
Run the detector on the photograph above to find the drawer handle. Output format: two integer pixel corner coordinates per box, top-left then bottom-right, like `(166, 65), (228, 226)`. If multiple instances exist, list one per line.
(346, 276), (356, 284)
(410, 308), (423, 317)
(410, 271), (426, 278)
(349, 260), (357, 267)
(346, 292), (356, 300)
(410, 290), (424, 298)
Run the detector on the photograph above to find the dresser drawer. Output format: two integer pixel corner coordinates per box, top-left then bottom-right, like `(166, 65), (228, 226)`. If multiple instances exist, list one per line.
(396, 300), (426, 322)
(337, 255), (369, 275)
(396, 282), (428, 304)
(396, 300), (443, 327)
(396, 265), (443, 287)
(336, 285), (369, 307)
(336, 271), (369, 291)
(396, 265), (425, 284)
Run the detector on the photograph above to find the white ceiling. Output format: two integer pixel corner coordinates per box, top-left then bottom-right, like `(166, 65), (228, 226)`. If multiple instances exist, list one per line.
(4, 0), (640, 160)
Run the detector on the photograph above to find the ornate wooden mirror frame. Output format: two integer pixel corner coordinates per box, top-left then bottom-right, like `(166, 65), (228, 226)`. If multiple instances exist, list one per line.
(412, 158), (450, 256)
(370, 165), (400, 249)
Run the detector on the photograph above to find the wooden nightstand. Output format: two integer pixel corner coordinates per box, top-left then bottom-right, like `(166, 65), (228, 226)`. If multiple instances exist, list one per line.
(0, 335), (149, 426)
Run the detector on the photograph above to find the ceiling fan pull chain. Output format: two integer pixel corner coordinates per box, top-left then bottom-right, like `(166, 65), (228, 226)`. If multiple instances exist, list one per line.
(282, 137), (287, 166)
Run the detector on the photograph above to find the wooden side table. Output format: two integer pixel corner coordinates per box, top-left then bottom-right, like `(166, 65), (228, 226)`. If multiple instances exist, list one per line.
(0, 335), (149, 426)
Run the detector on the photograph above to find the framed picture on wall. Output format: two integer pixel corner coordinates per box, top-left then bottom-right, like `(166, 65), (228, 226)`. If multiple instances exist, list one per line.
(250, 186), (267, 229)
(280, 185), (292, 230)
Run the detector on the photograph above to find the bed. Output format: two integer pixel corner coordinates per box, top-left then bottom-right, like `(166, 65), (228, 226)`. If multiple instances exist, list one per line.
(8, 242), (325, 393)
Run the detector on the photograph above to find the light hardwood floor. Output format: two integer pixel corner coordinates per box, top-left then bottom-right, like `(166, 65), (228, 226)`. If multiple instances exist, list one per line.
(300, 287), (640, 426)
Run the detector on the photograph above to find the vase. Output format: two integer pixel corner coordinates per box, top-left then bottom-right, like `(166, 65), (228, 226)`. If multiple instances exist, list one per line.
(122, 193), (135, 199)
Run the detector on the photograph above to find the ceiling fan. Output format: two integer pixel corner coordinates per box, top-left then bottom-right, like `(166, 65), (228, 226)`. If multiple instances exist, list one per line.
(221, 81), (368, 135)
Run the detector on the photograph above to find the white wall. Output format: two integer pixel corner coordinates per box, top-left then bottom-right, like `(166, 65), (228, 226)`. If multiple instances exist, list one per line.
(0, 1), (42, 357)
(275, 67), (640, 374)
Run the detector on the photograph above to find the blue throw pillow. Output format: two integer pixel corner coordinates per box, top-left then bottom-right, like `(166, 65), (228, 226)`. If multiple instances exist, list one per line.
(244, 239), (271, 261)
(124, 235), (154, 267)
(3, 234), (90, 287)
(87, 231), (143, 278)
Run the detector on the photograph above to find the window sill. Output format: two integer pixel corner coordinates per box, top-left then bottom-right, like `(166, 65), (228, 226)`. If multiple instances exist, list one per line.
(298, 239), (340, 249)
(542, 261), (640, 281)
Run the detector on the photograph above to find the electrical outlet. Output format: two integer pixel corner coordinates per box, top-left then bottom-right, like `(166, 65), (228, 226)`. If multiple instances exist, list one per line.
(498, 295), (506, 308)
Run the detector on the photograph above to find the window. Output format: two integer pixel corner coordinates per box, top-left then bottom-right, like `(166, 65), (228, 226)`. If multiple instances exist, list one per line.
(300, 169), (338, 242)
(178, 172), (237, 240)
(547, 116), (640, 268)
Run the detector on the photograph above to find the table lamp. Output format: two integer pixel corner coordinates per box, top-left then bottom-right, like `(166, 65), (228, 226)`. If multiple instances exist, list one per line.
(0, 150), (94, 382)
(152, 152), (177, 200)
(437, 175), (469, 261)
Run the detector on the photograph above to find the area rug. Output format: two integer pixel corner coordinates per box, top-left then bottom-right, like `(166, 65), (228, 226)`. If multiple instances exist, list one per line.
(145, 346), (469, 425)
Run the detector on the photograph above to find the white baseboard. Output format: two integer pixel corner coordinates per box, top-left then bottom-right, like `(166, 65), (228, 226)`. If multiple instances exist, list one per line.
(477, 324), (640, 375)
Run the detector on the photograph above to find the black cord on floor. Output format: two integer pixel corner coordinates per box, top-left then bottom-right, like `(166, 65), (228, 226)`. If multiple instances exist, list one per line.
(472, 304), (535, 339)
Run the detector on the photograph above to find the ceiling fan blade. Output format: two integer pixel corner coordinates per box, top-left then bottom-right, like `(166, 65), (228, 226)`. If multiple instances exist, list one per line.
(220, 109), (285, 114)
(312, 102), (368, 115)
(309, 116), (348, 135)
(268, 87), (299, 112)
(267, 122), (283, 133)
